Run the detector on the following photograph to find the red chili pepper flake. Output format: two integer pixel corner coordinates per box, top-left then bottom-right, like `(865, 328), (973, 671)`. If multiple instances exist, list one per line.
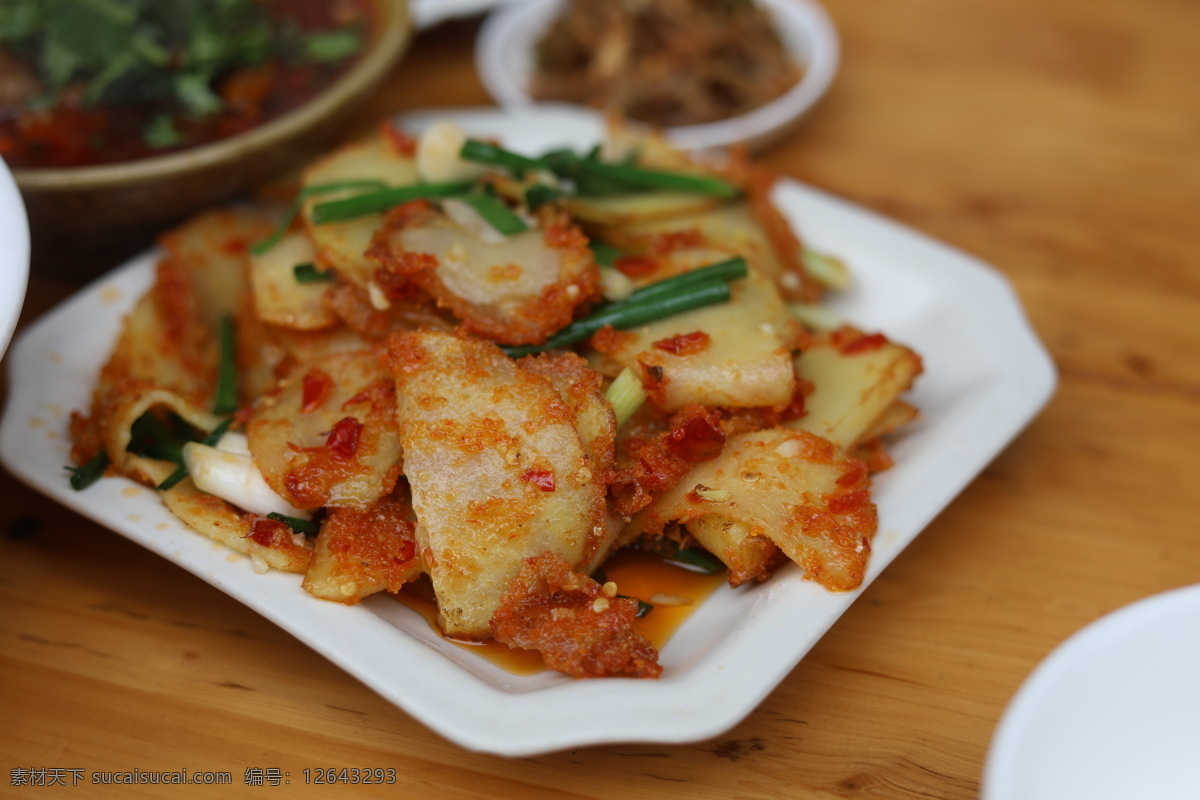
(325, 417), (363, 460)
(614, 254), (659, 277)
(521, 468), (556, 491)
(666, 413), (726, 462)
(393, 539), (416, 564)
(838, 331), (889, 354)
(222, 237), (250, 255)
(653, 331), (711, 356)
(301, 369), (333, 413)
(781, 378), (814, 422)
(380, 121), (418, 156)
(248, 517), (291, 548)
(638, 359), (667, 386)
(649, 229), (704, 255)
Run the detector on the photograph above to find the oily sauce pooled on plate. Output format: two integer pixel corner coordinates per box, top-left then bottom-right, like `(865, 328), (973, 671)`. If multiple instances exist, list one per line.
(398, 549), (727, 676)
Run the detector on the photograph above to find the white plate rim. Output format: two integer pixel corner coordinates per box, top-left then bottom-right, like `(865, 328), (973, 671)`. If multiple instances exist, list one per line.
(0, 106), (1056, 756)
(475, 0), (841, 151)
(0, 156), (30, 361)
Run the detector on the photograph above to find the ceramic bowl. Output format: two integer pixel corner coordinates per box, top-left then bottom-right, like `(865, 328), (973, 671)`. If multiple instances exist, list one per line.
(12, 0), (412, 250)
(475, 0), (840, 151)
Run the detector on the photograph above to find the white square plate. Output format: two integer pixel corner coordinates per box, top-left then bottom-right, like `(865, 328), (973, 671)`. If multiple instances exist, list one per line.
(0, 107), (1056, 756)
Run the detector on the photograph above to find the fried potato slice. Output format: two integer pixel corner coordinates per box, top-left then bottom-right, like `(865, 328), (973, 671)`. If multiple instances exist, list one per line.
(248, 230), (337, 330)
(303, 492), (422, 603)
(162, 483), (313, 574)
(516, 351), (617, 565)
(367, 201), (599, 345)
(300, 133), (419, 291)
(246, 349), (402, 511)
(789, 327), (924, 450)
(490, 551), (661, 678)
(388, 330), (606, 637)
(590, 267), (800, 411)
(625, 428), (876, 591)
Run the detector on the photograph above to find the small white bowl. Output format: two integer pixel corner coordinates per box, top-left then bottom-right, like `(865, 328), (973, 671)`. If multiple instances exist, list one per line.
(983, 584), (1200, 800)
(0, 157), (30, 360)
(476, 0), (840, 151)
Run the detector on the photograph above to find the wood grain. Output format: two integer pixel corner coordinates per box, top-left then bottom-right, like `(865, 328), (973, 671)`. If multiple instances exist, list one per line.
(3, 1), (1199, 796)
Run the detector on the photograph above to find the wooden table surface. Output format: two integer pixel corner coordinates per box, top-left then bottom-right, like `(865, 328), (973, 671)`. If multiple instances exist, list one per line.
(3, 1), (1198, 797)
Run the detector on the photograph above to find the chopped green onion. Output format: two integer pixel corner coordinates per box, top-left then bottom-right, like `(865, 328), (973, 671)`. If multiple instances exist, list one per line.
(267, 513), (321, 537)
(127, 410), (191, 463)
(503, 280), (731, 357)
(213, 314), (238, 415)
(571, 159), (740, 197)
(309, 180), (475, 224)
(589, 240), (622, 267)
(459, 139), (544, 174)
(156, 418), (234, 492)
(457, 190), (529, 236)
(620, 257), (747, 307)
(250, 180), (388, 255)
(501, 257), (748, 357)
(802, 248), (851, 290)
(604, 367), (646, 428)
(666, 546), (725, 574)
(788, 302), (842, 331)
(66, 451), (110, 491)
(293, 263), (331, 283)
(524, 184), (563, 210)
(632, 598), (654, 618)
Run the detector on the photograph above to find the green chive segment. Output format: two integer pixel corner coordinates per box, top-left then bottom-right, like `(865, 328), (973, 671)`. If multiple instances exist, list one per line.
(251, 180), (388, 255)
(213, 314), (238, 415)
(604, 367), (646, 428)
(309, 180), (474, 224)
(267, 513), (320, 537)
(156, 417), (234, 492)
(67, 451), (110, 491)
(456, 190), (529, 235)
(501, 257), (747, 357)
(666, 545), (725, 574)
(293, 263), (331, 283)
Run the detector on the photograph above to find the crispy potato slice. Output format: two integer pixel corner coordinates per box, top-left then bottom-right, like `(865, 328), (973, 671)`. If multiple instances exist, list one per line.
(122, 447), (312, 574)
(246, 349), (402, 511)
(367, 202), (599, 345)
(595, 197), (816, 301)
(625, 428), (876, 591)
(789, 327), (924, 450)
(565, 192), (726, 228)
(516, 352), (617, 565)
(303, 492), (422, 603)
(490, 551), (661, 678)
(248, 231), (337, 330)
(159, 208), (273, 325)
(388, 330), (606, 637)
(300, 133), (419, 291)
(590, 268), (800, 411)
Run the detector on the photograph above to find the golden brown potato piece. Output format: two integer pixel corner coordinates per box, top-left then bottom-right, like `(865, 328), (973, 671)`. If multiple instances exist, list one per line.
(300, 132), (420, 292)
(517, 351), (618, 566)
(303, 492), (422, 603)
(248, 231), (337, 330)
(388, 330), (607, 637)
(789, 327), (923, 450)
(590, 267), (800, 411)
(367, 201), (599, 345)
(625, 428), (876, 591)
(490, 551), (661, 678)
(246, 349), (402, 511)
